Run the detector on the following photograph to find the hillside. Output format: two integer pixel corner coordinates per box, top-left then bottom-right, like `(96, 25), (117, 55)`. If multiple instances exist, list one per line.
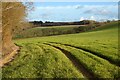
(3, 21), (119, 79)
(92, 21), (118, 31)
(13, 25), (88, 38)
(14, 21), (117, 39)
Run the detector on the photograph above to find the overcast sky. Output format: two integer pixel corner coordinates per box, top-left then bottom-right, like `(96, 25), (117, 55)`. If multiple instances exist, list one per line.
(27, 2), (118, 22)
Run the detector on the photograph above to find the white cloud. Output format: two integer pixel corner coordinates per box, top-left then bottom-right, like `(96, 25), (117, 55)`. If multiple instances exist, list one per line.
(84, 4), (118, 8)
(36, 4), (117, 10)
(100, 9), (109, 14)
(36, 5), (84, 10)
(14, 0), (119, 2)
(90, 16), (95, 20)
(80, 17), (84, 21)
(28, 3), (118, 22)
(74, 5), (84, 9)
(83, 5), (118, 18)
(80, 17), (89, 21)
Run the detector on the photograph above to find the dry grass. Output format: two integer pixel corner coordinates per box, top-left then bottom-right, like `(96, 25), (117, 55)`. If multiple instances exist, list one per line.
(0, 46), (19, 67)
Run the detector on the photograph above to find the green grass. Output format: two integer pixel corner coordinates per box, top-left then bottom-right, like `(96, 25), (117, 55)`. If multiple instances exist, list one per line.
(3, 43), (84, 78)
(3, 21), (119, 79)
(46, 43), (119, 78)
(92, 21), (118, 31)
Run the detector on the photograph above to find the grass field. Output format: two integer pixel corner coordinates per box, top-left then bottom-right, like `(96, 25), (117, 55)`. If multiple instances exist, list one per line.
(3, 21), (119, 79)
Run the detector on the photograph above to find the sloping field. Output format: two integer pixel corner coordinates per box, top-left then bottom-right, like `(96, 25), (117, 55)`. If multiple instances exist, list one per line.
(14, 25), (88, 38)
(3, 21), (119, 79)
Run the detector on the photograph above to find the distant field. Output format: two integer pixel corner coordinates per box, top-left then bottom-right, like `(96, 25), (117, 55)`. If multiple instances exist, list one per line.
(3, 21), (119, 79)
(14, 25), (90, 38)
(39, 25), (86, 28)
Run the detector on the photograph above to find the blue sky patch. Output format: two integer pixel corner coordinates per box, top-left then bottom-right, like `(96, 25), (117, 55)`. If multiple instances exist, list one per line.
(27, 2), (118, 22)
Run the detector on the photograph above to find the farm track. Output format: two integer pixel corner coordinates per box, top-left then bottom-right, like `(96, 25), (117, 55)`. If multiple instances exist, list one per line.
(44, 43), (98, 80)
(48, 42), (120, 67)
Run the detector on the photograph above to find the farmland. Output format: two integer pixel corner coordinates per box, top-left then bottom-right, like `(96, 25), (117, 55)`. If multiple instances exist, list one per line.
(14, 25), (90, 38)
(2, 21), (120, 79)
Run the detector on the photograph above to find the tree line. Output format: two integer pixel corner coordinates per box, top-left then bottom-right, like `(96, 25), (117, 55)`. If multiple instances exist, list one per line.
(30, 20), (96, 27)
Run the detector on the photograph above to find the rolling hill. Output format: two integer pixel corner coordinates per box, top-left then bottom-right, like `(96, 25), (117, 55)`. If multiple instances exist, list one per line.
(3, 21), (119, 79)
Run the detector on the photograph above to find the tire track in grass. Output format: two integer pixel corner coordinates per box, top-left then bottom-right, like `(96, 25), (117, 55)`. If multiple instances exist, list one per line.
(44, 43), (96, 80)
(48, 42), (120, 67)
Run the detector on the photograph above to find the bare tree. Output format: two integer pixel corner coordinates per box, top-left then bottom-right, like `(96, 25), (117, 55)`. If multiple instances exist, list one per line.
(0, 2), (2, 56)
(2, 2), (31, 56)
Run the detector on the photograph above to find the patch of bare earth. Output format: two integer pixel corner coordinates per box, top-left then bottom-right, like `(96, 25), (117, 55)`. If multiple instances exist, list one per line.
(0, 46), (19, 67)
